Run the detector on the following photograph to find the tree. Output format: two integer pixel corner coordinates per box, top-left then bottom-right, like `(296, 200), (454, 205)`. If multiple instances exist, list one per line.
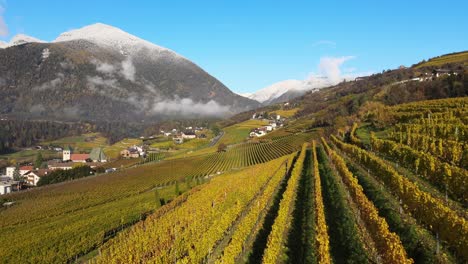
(34, 152), (43, 169)
(211, 125), (221, 136)
(13, 165), (22, 182)
(217, 143), (227, 152)
(175, 181), (180, 195)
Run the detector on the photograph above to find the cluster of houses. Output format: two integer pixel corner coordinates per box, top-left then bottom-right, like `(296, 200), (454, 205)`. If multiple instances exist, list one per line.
(159, 126), (206, 145)
(250, 113), (285, 138)
(0, 147), (108, 191)
(120, 145), (146, 158)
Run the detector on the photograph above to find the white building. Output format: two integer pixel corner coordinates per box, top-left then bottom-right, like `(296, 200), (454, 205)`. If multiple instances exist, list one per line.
(23, 171), (41, 186)
(182, 131), (197, 139)
(0, 182), (12, 195)
(5, 167), (15, 179)
(63, 148), (71, 161)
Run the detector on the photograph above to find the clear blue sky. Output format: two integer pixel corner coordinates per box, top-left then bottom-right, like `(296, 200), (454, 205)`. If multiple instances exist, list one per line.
(1, 0), (467, 94)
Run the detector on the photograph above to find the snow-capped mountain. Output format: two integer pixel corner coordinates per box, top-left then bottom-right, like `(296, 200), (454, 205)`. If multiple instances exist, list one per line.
(0, 34), (45, 48)
(248, 76), (333, 104)
(54, 23), (180, 59)
(0, 23), (259, 121)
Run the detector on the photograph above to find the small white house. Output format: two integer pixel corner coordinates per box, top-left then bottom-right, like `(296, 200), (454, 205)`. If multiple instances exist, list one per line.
(266, 125), (273, 132)
(164, 132), (172, 137)
(182, 131), (197, 139)
(276, 115), (281, 120)
(23, 171), (41, 186)
(0, 182), (12, 195)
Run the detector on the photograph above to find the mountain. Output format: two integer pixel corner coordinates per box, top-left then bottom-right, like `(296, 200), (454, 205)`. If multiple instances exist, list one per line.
(248, 76), (332, 105)
(0, 23), (259, 121)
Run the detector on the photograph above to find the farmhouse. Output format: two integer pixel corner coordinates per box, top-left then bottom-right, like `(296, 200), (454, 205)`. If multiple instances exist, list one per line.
(182, 131), (197, 139)
(120, 149), (140, 158)
(23, 169), (50, 186)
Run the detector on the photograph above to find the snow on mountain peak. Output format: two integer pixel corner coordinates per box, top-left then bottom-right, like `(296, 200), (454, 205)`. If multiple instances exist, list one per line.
(54, 23), (177, 57)
(249, 76), (333, 104)
(0, 34), (45, 48)
(248, 80), (304, 103)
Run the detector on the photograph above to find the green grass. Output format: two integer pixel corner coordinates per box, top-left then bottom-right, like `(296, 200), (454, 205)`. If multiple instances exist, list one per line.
(0, 149), (61, 165)
(219, 119), (269, 146)
(103, 138), (143, 159)
(415, 51), (468, 68)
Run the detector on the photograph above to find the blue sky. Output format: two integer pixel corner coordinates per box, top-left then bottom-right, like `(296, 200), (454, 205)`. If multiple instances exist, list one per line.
(0, 0), (467, 94)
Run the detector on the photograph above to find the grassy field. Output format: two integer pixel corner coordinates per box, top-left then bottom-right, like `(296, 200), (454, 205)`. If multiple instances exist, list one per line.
(273, 107), (300, 118)
(219, 119), (268, 146)
(416, 51), (468, 68)
(103, 138), (143, 159)
(42, 133), (108, 152)
(0, 149), (61, 165)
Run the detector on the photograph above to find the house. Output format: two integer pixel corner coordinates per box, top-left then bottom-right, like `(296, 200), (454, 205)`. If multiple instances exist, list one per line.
(70, 154), (90, 163)
(173, 137), (184, 144)
(120, 149), (140, 158)
(265, 125), (273, 132)
(164, 132), (172, 137)
(182, 131), (197, 139)
(48, 162), (74, 170)
(276, 115), (281, 120)
(19, 166), (34, 176)
(23, 169), (50, 186)
(0, 182), (12, 195)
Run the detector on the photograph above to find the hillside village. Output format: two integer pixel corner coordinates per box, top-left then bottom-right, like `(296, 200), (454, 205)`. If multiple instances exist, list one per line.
(0, 147), (109, 193)
(249, 113), (285, 137)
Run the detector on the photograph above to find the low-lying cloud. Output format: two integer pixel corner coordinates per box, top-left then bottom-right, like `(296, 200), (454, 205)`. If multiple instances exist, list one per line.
(318, 56), (355, 83)
(32, 73), (64, 91)
(120, 58), (136, 81)
(86, 73), (230, 117)
(151, 97), (230, 117)
(91, 57), (136, 82)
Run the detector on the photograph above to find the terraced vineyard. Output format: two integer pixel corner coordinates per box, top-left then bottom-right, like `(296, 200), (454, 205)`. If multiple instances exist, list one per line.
(2, 97), (467, 264)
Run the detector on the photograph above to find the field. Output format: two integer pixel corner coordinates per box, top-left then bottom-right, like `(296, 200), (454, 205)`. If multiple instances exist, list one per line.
(272, 107), (300, 118)
(415, 51), (468, 68)
(1, 97), (467, 263)
(42, 133), (108, 151)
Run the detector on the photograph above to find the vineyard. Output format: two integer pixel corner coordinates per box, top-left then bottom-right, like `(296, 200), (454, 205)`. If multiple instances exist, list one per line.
(1, 96), (467, 263)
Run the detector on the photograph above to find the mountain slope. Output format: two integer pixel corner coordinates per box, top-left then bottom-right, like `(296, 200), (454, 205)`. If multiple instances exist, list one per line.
(0, 23), (259, 121)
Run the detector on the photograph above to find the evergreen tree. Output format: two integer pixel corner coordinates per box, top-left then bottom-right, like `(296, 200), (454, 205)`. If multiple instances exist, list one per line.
(35, 152), (44, 169)
(13, 165), (22, 182)
(175, 181), (180, 195)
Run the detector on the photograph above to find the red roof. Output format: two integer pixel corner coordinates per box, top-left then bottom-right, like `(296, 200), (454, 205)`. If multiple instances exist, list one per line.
(71, 154), (90, 161)
(20, 166), (34, 171)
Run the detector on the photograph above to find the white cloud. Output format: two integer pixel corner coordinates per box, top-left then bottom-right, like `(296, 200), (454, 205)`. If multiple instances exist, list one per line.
(0, 4), (8, 37)
(32, 73), (64, 91)
(121, 57), (136, 81)
(151, 97), (230, 117)
(91, 59), (116, 75)
(318, 56), (355, 83)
